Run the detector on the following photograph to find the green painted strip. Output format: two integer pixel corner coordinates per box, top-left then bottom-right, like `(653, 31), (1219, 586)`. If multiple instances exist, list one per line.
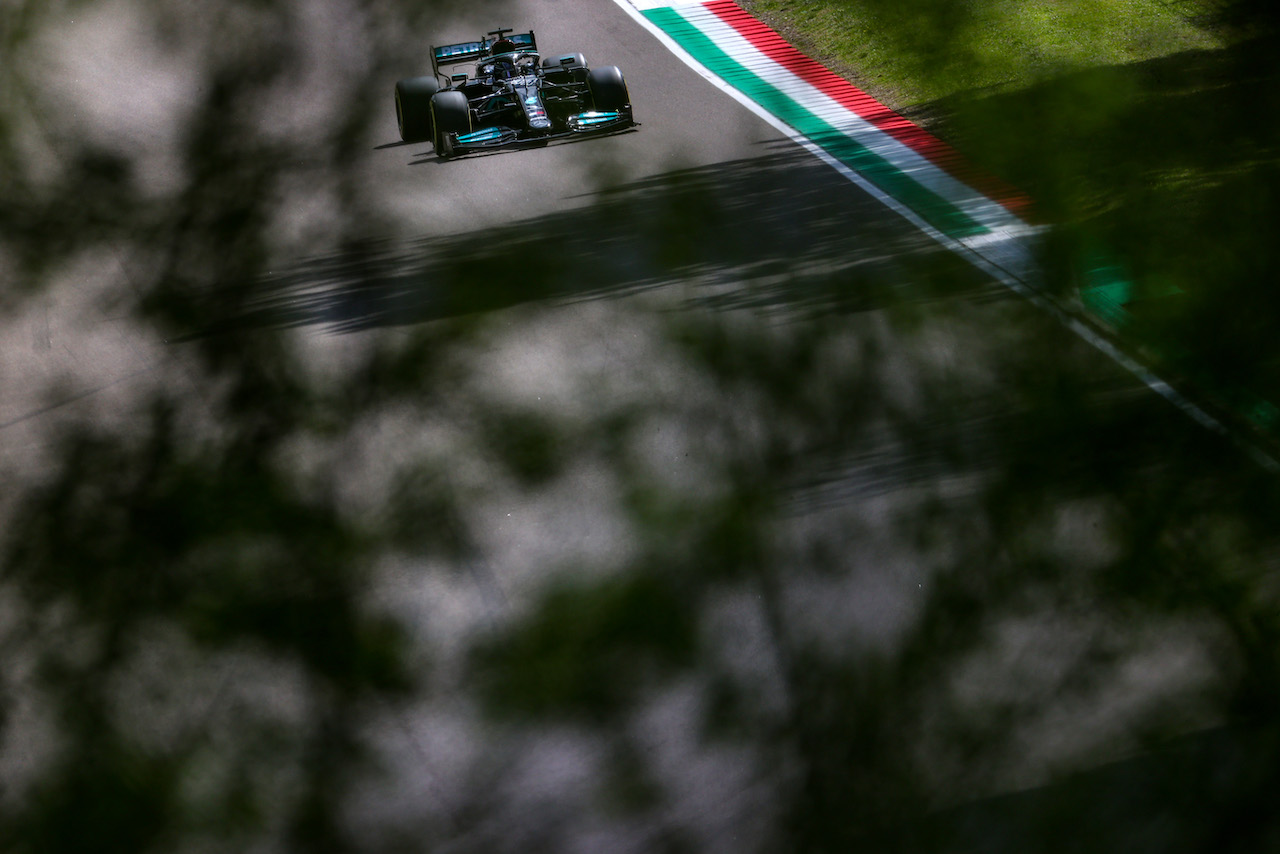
(644, 7), (986, 239)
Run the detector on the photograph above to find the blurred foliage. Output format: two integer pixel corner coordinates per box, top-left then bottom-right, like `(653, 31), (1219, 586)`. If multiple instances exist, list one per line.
(473, 571), (698, 721)
(3, 0), (1280, 852)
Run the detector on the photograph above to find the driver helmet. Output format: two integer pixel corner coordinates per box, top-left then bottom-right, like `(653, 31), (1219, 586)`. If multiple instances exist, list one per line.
(489, 37), (518, 56)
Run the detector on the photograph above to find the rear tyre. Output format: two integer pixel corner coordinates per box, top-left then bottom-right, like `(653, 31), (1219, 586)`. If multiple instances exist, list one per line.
(430, 90), (472, 158)
(587, 66), (630, 113)
(395, 76), (440, 142)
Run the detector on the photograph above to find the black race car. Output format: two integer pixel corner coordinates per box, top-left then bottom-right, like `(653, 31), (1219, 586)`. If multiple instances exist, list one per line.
(394, 28), (635, 157)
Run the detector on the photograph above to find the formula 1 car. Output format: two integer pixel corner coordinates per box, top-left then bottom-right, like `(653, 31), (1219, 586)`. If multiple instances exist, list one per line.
(394, 28), (635, 157)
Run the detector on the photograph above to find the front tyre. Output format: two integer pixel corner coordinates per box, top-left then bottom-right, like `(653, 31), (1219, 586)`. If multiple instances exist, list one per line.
(430, 90), (472, 158)
(395, 76), (440, 142)
(587, 66), (630, 113)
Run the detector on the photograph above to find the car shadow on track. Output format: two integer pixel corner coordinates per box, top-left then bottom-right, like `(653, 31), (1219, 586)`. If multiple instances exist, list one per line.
(221, 142), (1003, 335)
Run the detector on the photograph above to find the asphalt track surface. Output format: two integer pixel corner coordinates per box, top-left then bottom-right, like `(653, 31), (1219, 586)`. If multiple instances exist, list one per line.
(2, 0), (979, 440)
(4, 0), (1276, 850)
(353, 0), (989, 322)
(375, 0), (845, 233)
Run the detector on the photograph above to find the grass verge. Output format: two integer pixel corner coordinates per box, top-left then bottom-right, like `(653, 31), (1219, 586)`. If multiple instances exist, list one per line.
(740, 0), (1280, 447)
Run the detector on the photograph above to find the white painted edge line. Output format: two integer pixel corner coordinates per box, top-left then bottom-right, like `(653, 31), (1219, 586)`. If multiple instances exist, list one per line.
(607, 0), (1280, 471)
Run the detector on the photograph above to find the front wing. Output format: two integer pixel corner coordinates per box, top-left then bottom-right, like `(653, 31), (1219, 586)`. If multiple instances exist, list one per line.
(442, 110), (635, 155)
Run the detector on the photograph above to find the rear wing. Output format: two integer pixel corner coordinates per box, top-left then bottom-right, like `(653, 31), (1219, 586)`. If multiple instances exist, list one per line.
(431, 30), (537, 77)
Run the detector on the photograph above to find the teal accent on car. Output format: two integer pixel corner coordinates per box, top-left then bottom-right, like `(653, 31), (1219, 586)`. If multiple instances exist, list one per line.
(456, 127), (506, 143)
(573, 111), (622, 125)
